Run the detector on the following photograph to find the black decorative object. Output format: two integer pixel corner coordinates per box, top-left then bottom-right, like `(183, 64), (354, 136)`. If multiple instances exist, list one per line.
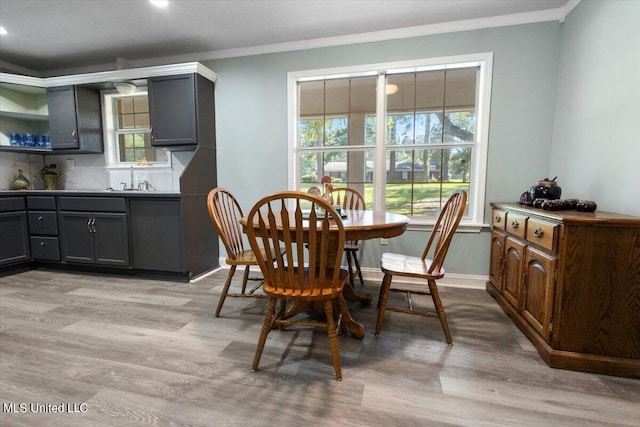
(519, 191), (533, 205)
(530, 176), (562, 202)
(576, 200), (597, 212)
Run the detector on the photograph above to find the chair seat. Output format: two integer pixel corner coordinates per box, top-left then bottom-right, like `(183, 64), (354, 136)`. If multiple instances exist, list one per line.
(263, 268), (348, 300)
(380, 252), (445, 280)
(226, 248), (265, 265)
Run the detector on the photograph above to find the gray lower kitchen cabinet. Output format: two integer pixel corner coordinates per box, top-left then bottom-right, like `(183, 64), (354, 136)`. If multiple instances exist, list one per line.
(0, 192), (217, 281)
(58, 211), (129, 266)
(129, 198), (184, 272)
(47, 85), (103, 152)
(0, 197), (30, 266)
(27, 196), (60, 261)
(58, 197), (129, 266)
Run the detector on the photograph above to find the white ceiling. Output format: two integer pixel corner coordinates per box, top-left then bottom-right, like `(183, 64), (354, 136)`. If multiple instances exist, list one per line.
(0, 0), (572, 76)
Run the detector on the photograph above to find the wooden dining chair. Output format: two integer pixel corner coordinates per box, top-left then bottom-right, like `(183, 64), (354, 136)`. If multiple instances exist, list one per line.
(375, 190), (468, 344)
(207, 187), (270, 318)
(246, 191), (350, 380)
(330, 187), (366, 287)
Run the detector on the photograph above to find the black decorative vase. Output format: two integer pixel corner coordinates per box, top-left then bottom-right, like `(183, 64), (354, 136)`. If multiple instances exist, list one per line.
(530, 178), (562, 202)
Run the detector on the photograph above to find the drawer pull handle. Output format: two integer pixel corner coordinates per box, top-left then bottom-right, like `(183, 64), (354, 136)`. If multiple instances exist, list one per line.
(494, 215), (502, 222)
(511, 220), (519, 229)
(38, 216), (43, 221)
(40, 242), (45, 246)
(534, 227), (544, 238)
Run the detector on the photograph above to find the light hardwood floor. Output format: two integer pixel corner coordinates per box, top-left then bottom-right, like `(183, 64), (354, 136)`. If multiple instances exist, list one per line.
(1, 268), (638, 426)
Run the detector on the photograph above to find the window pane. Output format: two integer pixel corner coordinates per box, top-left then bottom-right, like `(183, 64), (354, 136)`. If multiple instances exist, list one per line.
(133, 96), (149, 113)
(119, 114), (135, 129)
(385, 148), (471, 217)
(299, 149), (374, 207)
(118, 98), (133, 114)
(444, 110), (475, 144)
(299, 118), (322, 148)
(324, 80), (349, 115)
(117, 96), (150, 130)
(386, 113), (416, 146)
(364, 114), (376, 145)
(135, 113), (150, 128)
(324, 116), (347, 146)
(444, 68), (477, 143)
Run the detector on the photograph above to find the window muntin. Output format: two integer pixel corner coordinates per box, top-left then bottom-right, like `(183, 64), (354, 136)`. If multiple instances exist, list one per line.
(290, 54), (492, 227)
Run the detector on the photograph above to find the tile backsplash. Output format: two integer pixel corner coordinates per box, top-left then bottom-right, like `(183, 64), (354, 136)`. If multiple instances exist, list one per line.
(0, 151), (187, 192)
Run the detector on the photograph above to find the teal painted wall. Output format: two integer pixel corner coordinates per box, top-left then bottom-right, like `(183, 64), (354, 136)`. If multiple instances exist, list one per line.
(204, 3), (637, 275)
(551, 0), (640, 216)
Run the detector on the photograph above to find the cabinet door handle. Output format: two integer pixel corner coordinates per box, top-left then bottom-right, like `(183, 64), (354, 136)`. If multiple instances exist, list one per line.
(72, 129), (77, 142)
(150, 126), (154, 140)
(37, 216), (43, 221)
(511, 220), (519, 229)
(87, 218), (92, 232)
(534, 227), (544, 238)
(40, 241), (45, 246)
(91, 218), (96, 233)
(494, 215), (501, 222)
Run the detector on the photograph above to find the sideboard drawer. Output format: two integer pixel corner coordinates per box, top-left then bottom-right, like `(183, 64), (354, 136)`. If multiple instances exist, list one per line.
(506, 213), (527, 239)
(526, 218), (558, 252)
(492, 209), (507, 229)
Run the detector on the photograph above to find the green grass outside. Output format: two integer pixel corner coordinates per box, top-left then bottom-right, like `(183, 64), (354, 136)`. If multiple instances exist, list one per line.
(300, 181), (469, 217)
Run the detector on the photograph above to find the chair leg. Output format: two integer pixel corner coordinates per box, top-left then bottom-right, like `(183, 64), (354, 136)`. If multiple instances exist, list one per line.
(215, 265), (237, 317)
(352, 251), (364, 286)
(324, 299), (342, 381)
(240, 265), (250, 294)
(428, 279), (452, 345)
(346, 250), (355, 289)
(375, 273), (393, 335)
(252, 297), (277, 372)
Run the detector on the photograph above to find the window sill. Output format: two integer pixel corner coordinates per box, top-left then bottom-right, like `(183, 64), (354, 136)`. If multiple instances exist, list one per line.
(105, 165), (172, 171)
(407, 220), (490, 233)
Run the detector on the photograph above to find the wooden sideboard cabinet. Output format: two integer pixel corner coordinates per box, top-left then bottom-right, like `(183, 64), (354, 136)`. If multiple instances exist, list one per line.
(487, 202), (640, 378)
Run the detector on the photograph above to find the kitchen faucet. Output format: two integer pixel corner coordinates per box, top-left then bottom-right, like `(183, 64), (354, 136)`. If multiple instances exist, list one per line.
(120, 166), (137, 190)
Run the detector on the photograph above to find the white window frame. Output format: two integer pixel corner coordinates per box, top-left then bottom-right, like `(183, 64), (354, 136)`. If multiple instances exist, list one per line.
(101, 89), (171, 169)
(288, 53), (493, 231)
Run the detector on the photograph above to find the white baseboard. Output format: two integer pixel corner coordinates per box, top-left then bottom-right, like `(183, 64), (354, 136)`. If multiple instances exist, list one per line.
(215, 257), (487, 290)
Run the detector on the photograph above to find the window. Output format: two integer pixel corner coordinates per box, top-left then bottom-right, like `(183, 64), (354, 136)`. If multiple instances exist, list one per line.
(103, 91), (170, 167)
(289, 53), (493, 228)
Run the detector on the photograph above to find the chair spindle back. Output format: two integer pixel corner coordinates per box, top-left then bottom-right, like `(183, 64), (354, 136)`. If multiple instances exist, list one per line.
(246, 191), (346, 294)
(207, 188), (246, 261)
(421, 190), (468, 275)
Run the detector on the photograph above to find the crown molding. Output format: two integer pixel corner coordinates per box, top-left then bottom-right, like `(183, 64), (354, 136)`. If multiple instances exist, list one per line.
(0, 62), (217, 87)
(129, 6), (574, 68)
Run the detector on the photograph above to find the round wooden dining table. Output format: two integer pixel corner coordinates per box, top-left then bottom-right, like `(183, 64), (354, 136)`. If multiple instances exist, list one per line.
(241, 209), (410, 339)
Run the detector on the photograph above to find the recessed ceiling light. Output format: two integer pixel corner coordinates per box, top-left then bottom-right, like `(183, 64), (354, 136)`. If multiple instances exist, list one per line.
(149, 0), (169, 7)
(0, 27), (8, 36)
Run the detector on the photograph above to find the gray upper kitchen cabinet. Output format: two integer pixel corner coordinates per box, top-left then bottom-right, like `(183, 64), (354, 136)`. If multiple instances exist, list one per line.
(0, 197), (30, 266)
(58, 197), (129, 266)
(47, 85), (103, 152)
(147, 73), (215, 149)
